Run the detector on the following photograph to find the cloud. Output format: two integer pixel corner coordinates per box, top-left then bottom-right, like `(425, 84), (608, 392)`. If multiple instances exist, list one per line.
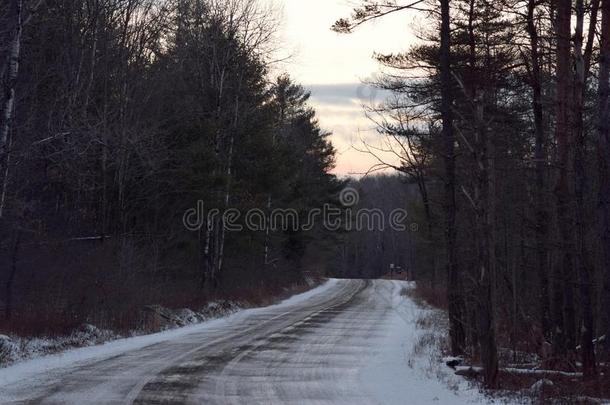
(307, 83), (391, 108)
(304, 83), (399, 176)
(276, 0), (419, 175)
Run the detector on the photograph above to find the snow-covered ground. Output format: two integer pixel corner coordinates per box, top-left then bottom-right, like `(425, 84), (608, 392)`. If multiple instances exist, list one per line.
(0, 279), (489, 404)
(0, 280), (328, 369)
(0, 301), (245, 368)
(0, 279), (339, 392)
(360, 281), (485, 404)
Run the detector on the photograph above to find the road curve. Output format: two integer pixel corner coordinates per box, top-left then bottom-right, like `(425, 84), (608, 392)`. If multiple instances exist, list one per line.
(0, 279), (443, 405)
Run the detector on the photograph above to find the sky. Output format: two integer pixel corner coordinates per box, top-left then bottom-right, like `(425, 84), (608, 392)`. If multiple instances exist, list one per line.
(274, 0), (419, 176)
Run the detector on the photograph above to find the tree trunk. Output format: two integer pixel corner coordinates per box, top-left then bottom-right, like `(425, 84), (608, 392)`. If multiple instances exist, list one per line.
(0, 0), (23, 219)
(0, 137), (12, 220)
(526, 0), (551, 341)
(598, 0), (610, 363)
(473, 90), (499, 388)
(216, 91), (240, 282)
(552, 0), (577, 360)
(440, 0), (466, 356)
(200, 208), (214, 288)
(573, 0), (597, 378)
(5, 231), (21, 320)
(263, 195), (272, 266)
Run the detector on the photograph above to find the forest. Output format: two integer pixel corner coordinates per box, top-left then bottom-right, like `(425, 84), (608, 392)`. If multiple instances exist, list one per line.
(0, 0), (341, 335)
(1, 0), (610, 401)
(335, 0), (610, 394)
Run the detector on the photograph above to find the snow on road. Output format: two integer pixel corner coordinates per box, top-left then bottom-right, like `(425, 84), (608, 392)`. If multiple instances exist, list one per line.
(0, 279), (487, 404)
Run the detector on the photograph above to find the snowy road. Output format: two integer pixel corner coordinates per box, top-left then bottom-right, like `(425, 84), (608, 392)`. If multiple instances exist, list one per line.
(0, 279), (485, 404)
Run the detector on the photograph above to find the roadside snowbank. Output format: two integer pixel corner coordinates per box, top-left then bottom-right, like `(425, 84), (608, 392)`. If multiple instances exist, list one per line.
(0, 300), (243, 368)
(0, 278), (336, 386)
(360, 281), (488, 404)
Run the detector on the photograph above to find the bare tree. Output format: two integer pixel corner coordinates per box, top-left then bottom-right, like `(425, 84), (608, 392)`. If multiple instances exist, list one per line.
(525, 0), (551, 341)
(572, 0), (599, 378)
(439, 0), (467, 358)
(599, 0), (610, 364)
(551, 0), (577, 360)
(0, 0), (22, 219)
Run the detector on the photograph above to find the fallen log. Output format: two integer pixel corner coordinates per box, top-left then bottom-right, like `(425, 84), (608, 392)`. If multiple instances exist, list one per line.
(454, 365), (583, 379)
(454, 366), (482, 377)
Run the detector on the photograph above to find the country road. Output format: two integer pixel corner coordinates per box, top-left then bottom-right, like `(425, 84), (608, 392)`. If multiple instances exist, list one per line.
(0, 279), (484, 405)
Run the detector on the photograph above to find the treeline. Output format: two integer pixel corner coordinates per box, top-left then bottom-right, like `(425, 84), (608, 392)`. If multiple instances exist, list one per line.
(330, 175), (419, 280)
(336, 0), (610, 391)
(0, 0), (340, 335)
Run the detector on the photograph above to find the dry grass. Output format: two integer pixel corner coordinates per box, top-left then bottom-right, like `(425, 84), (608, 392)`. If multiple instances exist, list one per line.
(409, 308), (462, 394)
(406, 285), (610, 403)
(406, 284), (449, 310)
